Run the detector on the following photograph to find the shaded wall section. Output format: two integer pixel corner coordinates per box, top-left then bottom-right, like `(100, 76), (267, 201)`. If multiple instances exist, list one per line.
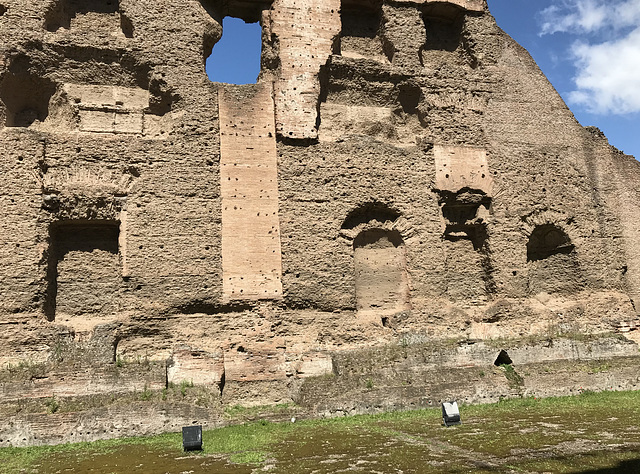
(47, 221), (121, 320)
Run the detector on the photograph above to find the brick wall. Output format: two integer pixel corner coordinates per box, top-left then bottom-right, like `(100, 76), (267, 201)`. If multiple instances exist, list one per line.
(218, 83), (283, 301)
(269, 0), (341, 140)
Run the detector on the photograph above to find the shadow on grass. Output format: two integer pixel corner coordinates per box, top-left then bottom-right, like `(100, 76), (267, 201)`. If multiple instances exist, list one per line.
(581, 457), (640, 473)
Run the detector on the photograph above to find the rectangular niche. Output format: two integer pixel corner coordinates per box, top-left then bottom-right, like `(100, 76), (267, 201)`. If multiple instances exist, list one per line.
(64, 84), (150, 134)
(44, 0), (133, 37)
(340, 2), (388, 62)
(45, 221), (121, 321)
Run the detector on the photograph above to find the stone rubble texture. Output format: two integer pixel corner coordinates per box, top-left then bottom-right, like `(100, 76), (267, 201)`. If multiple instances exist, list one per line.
(1, 0), (640, 446)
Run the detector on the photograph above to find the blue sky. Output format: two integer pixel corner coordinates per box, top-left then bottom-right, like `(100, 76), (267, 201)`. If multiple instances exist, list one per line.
(207, 2), (639, 158)
(488, 0), (639, 159)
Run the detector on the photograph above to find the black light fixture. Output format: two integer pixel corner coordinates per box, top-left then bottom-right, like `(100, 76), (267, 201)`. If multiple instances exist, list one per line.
(182, 425), (203, 451)
(442, 401), (461, 427)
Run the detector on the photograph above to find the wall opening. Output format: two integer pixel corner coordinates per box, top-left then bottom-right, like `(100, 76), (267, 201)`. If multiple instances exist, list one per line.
(0, 73), (56, 127)
(44, 0), (133, 37)
(494, 350), (512, 366)
(353, 228), (410, 314)
(527, 224), (582, 295)
(206, 17), (262, 84)
(0, 4), (7, 16)
(45, 220), (120, 321)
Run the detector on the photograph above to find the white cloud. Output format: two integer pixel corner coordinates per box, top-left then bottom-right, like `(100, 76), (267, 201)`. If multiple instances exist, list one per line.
(568, 27), (640, 113)
(538, 0), (640, 114)
(540, 0), (640, 35)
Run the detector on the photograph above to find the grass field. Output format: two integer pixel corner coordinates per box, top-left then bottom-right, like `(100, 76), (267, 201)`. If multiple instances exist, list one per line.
(1, 390), (639, 473)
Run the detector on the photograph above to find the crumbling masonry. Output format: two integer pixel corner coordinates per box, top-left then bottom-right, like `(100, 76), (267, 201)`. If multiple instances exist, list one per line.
(1, 0), (640, 446)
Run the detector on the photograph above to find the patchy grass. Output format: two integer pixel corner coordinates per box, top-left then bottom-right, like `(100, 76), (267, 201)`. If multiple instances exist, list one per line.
(500, 363), (525, 389)
(2, 390), (640, 473)
(223, 402), (298, 422)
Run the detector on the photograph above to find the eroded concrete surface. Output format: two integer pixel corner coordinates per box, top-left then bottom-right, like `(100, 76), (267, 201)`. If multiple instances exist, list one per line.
(1, 0), (640, 446)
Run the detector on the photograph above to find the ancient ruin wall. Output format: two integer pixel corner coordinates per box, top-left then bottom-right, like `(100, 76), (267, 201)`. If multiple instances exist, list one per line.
(0, 0), (639, 446)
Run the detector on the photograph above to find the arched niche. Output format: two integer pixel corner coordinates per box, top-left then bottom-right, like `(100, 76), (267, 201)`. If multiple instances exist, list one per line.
(353, 228), (410, 315)
(527, 224), (574, 262)
(526, 224), (582, 295)
(342, 202), (401, 231)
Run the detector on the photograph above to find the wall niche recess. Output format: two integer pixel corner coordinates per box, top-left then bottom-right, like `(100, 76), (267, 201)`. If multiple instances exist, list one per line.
(44, 0), (133, 37)
(45, 220), (121, 321)
(0, 73), (56, 127)
(340, 0), (386, 61)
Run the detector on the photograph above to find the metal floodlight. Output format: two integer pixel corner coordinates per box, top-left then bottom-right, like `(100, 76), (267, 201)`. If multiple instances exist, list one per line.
(182, 425), (203, 451)
(442, 401), (461, 427)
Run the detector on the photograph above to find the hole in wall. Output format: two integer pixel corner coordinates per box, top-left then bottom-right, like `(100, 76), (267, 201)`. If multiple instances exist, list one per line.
(0, 4), (7, 16)
(206, 17), (262, 84)
(494, 350), (512, 366)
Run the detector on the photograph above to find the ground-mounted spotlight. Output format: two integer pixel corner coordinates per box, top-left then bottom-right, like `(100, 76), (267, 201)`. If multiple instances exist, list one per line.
(182, 425), (203, 451)
(442, 401), (461, 427)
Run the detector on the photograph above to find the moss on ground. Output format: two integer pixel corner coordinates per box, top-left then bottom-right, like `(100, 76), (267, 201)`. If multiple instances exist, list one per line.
(2, 390), (639, 473)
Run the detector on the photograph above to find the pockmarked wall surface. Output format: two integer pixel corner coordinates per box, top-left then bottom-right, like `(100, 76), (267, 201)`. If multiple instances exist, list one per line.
(1, 0), (639, 446)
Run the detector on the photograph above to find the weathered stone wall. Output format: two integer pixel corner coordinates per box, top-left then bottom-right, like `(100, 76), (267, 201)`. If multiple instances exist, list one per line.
(1, 0), (640, 446)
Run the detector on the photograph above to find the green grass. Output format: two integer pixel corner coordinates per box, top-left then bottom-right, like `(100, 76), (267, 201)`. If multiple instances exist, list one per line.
(2, 390), (639, 473)
(204, 420), (293, 464)
(0, 432), (179, 473)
